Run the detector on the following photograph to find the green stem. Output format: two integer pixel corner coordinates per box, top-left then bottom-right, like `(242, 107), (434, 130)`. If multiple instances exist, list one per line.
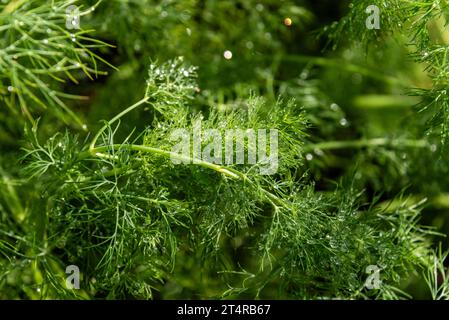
(0, 167), (26, 223)
(86, 96), (243, 180)
(85, 144), (289, 208)
(89, 97), (150, 151)
(277, 54), (404, 86)
(88, 144), (241, 180)
(304, 138), (429, 152)
(378, 193), (449, 211)
(2, 0), (27, 14)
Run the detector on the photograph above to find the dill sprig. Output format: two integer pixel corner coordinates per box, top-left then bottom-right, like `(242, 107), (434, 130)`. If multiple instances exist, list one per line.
(0, 0), (113, 128)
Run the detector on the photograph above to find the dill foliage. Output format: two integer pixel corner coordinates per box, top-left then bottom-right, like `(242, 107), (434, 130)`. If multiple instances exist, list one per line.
(1, 0), (449, 300)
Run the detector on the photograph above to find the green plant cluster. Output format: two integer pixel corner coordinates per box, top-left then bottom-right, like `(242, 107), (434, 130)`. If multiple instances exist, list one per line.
(0, 0), (448, 299)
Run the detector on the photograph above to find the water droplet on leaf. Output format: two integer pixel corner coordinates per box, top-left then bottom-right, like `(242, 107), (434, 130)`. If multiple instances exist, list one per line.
(223, 50), (233, 60)
(284, 18), (292, 27)
(339, 118), (349, 127)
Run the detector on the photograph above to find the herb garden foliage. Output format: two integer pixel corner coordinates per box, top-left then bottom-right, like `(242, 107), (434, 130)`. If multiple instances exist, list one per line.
(0, 0), (449, 300)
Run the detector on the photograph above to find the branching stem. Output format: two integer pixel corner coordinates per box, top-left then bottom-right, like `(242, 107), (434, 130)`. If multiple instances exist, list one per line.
(84, 97), (288, 208)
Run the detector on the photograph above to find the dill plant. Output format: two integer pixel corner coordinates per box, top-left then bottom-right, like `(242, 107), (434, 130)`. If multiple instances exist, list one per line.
(0, 0), (449, 300)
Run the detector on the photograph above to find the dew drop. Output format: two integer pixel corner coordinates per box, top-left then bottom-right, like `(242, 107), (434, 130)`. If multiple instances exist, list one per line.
(223, 50), (233, 60)
(43, 39), (49, 45)
(284, 17), (292, 27)
(330, 103), (339, 111)
(430, 144), (437, 152)
(183, 70), (189, 77)
(306, 153), (313, 161)
(339, 118), (349, 127)
(7, 86), (14, 92)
